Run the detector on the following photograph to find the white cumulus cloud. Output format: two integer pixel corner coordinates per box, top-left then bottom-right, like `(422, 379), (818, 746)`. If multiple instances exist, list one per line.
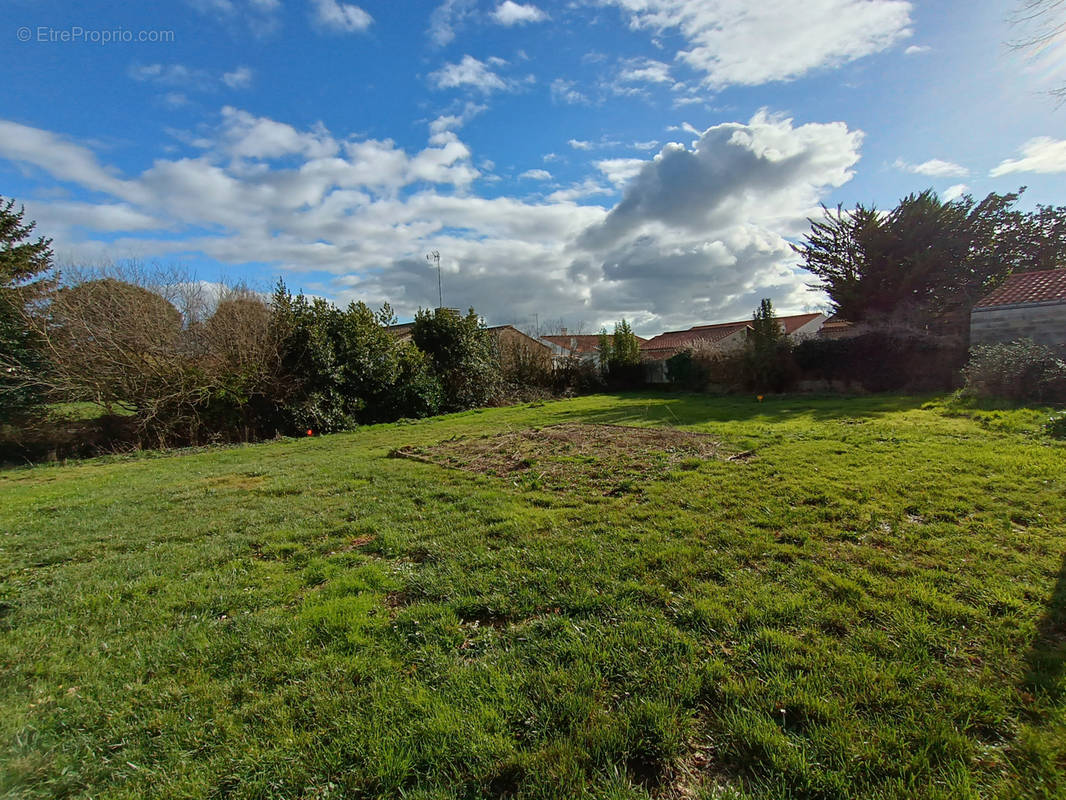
(0, 108), (863, 334)
(430, 55), (515, 93)
(893, 157), (969, 177)
(604, 0), (913, 88)
(492, 1), (547, 25)
(990, 137), (1066, 176)
(310, 0), (373, 32)
(943, 184), (969, 201)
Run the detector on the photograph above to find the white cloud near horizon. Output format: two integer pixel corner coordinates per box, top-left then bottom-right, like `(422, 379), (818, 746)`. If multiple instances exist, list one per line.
(990, 137), (1066, 176)
(893, 157), (969, 177)
(0, 109), (860, 334)
(943, 183), (969, 201)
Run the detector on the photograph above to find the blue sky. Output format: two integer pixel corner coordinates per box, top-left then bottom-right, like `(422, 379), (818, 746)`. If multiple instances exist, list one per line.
(2, 0), (1064, 334)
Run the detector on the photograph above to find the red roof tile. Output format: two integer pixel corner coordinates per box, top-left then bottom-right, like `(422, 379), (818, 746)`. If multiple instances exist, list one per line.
(541, 334), (604, 354)
(777, 313), (824, 334)
(640, 322), (749, 359)
(974, 269), (1066, 309)
(640, 313), (824, 359)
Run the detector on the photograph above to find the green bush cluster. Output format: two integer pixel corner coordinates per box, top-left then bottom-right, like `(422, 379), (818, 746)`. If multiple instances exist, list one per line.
(597, 320), (643, 389)
(667, 329), (965, 395)
(794, 331), (964, 393)
(200, 290), (508, 439)
(961, 339), (1066, 404)
(1045, 412), (1066, 439)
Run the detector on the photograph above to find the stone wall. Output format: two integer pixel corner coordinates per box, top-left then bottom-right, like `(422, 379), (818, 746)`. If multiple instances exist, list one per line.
(970, 302), (1066, 349)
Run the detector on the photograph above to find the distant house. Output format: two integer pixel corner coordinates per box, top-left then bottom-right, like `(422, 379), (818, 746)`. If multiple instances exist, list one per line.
(484, 325), (556, 370)
(818, 315), (854, 339)
(386, 321), (415, 341)
(642, 313), (826, 361)
(970, 269), (1066, 349)
(540, 329), (650, 369)
(640, 313), (826, 382)
(387, 319), (557, 367)
(540, 331), (607, 367)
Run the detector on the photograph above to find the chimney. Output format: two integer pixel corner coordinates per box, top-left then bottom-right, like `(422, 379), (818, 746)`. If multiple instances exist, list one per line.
(560, 326), (567, 336)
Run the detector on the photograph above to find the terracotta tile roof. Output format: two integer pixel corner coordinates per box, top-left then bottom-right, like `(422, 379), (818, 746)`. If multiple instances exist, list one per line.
(778, 313), (824, 334)
(819, 316), (854, 337)
(541, 334), (604, 354)
(974, 269), (1066, 309)
(640, 321), (749, 359)
(640, 313), (824, 359)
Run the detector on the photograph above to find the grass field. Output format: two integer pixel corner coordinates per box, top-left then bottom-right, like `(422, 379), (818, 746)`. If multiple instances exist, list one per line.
(2, 393), (1065, 799)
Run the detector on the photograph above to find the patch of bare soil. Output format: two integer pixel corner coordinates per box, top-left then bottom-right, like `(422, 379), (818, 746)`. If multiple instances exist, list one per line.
(389, 423), (729, 495)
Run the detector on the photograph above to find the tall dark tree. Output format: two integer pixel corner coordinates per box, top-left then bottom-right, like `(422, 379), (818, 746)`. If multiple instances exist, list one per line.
(0, 197), (56, 420)
(793, 188), (1066, 332)
(749, 298), (783, 353)
(743, 298), (795, 392)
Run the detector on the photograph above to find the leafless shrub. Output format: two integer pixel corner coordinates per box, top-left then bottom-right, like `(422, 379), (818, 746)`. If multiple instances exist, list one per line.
(9, 263), (288, 446)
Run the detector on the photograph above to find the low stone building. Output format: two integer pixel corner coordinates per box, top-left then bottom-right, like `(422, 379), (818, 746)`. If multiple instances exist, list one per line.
(970, 269), (1066, 350)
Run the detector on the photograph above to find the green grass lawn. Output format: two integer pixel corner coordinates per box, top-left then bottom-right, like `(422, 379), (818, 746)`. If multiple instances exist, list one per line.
(2, 393), (1065, 799)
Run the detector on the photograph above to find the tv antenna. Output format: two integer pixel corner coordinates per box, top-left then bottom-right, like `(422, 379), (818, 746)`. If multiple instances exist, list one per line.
(426, 250), (443, 310)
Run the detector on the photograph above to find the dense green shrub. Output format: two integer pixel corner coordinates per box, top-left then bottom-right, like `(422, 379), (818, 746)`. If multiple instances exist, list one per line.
(273, 286), (448, 430)
(962, 339), (1066, 404)
(388, 343), (443, 418)
(598, 320), (644, 389)
(741, 299), (789, 392)
(1045, 412), (1066, 439)
(412, 308), (500, 411)
(665, 350), (703, 388)
(550, 355), (603, 395)
(794, 331), (964, 392)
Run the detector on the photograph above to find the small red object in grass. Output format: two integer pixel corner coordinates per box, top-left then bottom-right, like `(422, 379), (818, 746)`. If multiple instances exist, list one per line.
(306, 429), (314, 437)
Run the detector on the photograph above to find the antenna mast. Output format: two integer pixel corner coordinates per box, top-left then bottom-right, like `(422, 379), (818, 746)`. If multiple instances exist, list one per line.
(426, 250), (442, 309)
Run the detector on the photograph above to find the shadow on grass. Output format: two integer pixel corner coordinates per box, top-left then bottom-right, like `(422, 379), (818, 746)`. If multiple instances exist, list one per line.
(1024, 553), (1066, 704)
(568, 391), (934, 428)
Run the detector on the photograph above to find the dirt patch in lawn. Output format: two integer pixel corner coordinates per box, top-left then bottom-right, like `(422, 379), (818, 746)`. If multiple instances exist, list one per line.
(389, 423), (730, 495)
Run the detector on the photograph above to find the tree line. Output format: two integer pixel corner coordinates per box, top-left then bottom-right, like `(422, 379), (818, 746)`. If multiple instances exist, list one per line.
(3, 184), (1065, 455)
(0, 197), (568, 451)
(793, 187), (1066, 337)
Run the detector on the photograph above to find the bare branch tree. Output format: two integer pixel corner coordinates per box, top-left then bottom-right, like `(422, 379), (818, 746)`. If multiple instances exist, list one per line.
(1009, 0), (1066, 103)
(1, 262), (288, 446)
